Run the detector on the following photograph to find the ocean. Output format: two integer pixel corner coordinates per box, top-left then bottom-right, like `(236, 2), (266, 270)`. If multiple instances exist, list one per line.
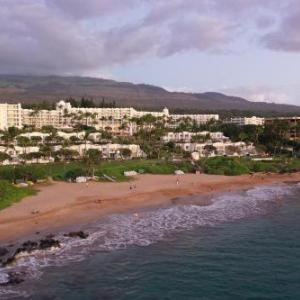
(1, 182), (300, 299)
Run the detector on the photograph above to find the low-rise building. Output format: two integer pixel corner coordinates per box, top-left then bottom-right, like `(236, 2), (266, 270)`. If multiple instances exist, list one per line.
(162, 131), (229, 143)
(178, 141), (256, 158)
(65, 143), (145, 159)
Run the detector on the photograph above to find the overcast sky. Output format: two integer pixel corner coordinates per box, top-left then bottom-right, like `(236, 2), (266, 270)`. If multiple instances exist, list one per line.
(1, 0), (300, 105)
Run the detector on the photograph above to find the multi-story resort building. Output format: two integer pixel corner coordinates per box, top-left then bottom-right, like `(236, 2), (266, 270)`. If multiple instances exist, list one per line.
(226, 116), (265, 126)
(0, 103), (23, 129)
(0, 101), (219, 134)
(162, 131), (257, 158)
(265, 117), (300, 141)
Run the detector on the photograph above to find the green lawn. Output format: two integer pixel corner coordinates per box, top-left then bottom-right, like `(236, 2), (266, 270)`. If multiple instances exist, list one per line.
(0, 160), (195, 182)
(97, 159), (194, 181)
(0, 180), (36, 210)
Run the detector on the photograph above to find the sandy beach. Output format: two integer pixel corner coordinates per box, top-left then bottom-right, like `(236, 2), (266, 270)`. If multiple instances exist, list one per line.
(0, 172), (300, 243)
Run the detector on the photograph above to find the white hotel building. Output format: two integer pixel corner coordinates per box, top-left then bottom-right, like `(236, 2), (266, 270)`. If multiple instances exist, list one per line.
(0, 103), (23, 129)
(226, 116), (265, 126)
(0, 101), (219, 134)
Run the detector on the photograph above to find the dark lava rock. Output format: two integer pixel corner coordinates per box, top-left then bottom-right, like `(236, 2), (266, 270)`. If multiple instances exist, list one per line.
(7, 271), (25, 285)
(2, 238), (60, 267)
(2, 241), (39, 267)
(2, 256), (15, 267)
(0, 247), (8, 257)
(64, 231), (89, 239)
(39, 238), (60, 250)
(15, 241), (39, 255)
(45, 233), (55, 239)
(0, 271), (25, 286)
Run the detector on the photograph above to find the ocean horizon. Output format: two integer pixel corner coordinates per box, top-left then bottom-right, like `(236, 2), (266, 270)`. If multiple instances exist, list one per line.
(1, 182), (300, 299)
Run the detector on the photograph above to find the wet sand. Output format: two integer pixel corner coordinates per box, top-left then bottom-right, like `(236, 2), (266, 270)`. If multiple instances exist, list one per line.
(0, 173), (300, 243)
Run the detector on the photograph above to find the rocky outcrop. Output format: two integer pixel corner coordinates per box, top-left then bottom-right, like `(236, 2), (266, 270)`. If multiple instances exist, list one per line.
(0, 271), (25, 286)
(2, 237), (61, 267)
(0, 247), (8, 257)
(39, 238), (60, 250)
(64, 231), (89, 239)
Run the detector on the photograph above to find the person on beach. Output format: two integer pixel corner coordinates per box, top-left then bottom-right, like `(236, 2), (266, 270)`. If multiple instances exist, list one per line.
(176, 177), (179, 185)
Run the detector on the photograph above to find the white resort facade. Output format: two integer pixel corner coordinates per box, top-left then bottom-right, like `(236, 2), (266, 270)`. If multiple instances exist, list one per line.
(226, 116), (265, 126)
(0, 100), (219, 134)
(162, 131), (257, 159)
(0, 103), (23, 129)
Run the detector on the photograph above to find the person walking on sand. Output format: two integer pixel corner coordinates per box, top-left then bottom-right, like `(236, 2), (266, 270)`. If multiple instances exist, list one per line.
(176, 177), (179, 185)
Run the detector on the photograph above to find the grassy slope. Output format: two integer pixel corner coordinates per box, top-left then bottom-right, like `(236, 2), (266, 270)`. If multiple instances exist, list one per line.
(0, 180), (36, 210)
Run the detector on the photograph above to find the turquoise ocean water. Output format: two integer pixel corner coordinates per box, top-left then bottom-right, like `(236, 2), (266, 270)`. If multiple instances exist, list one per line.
(1, 182), (300, 299)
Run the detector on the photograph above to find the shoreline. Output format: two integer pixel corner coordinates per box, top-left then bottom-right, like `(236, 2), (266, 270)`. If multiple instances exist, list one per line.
(0, 173), (300, 244)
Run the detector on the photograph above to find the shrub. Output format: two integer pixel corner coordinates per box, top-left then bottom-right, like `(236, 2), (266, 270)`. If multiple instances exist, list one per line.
(65, 168), (86, 181)
(200, 157), (250, 176)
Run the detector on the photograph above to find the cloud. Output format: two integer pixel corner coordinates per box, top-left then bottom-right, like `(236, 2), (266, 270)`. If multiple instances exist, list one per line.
(219, 86), (291, 104)
(261, 8), (300, 52)
(46, 0), (136, 19)
(158, 18), (233, 56)
(0, 0), (298, 75)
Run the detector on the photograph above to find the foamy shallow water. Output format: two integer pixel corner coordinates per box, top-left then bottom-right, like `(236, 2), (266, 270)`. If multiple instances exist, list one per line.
(0, 183), (298, 299)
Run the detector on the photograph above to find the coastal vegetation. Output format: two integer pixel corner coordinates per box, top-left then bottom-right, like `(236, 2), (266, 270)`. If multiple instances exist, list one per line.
(0, 157), (300, 184)
(0, 160), (195, 182)
(0, 180), (36, 210)
(198, 157), (300, 176)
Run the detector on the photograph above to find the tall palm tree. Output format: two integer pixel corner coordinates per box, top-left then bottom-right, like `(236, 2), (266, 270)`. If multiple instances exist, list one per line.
(1, 127), (19, 152)
(16, 136), (31, 162)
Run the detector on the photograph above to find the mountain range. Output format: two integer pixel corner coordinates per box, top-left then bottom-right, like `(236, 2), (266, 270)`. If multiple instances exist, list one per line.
(0, 74), (299, 116)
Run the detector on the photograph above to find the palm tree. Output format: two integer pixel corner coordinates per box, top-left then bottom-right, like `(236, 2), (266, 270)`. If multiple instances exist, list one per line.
(30, 135), (42, 146)
(16, 136), (31, 162)
(1, 127), (19, 149)
(84, 149), (102, 177)
(0, 152), (11, 164)
(40, 144), (54, 160)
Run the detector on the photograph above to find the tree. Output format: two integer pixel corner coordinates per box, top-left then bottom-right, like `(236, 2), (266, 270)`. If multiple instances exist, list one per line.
(120, 148), (132, 159)
(30, 136), (42, 146)
(41, 125), (57, 135)
(40, 144), (54, 159)
(84, 149), (102, 176)
(0, 152), (11, 163)
(55, 149), (79, 162)
(16, 136), (31, 157)
(203, 145), (217, 156)
(1, 127), (20, 150)
(70, 135), (80, 144)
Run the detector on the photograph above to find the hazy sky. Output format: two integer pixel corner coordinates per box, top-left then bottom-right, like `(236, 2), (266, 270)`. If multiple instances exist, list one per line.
(1, 0), (300, 105)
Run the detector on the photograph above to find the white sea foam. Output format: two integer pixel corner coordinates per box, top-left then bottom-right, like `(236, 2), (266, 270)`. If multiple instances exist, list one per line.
(0, 183), (296, 298)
